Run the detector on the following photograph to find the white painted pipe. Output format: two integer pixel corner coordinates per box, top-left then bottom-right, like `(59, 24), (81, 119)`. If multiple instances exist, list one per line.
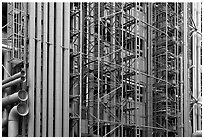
(55, 3), (63, 137)
(47, 3), (54, 136)
(2, 77), (25, 90)
(8, 102), (29, 137)
(2, 90), (28, 108)
(2, 70), (25, 85)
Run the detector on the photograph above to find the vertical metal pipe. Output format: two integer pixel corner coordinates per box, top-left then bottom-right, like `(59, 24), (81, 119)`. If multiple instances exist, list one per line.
(28, 3), (36, 136)
(111, 3), (116, 136)
(87, 3), (95, 135)
(97, 2), (100, 137)
(48, 2), (54, 136)
(42, 2), (48, 137)
(2, 50), (11, 137)
(165, 3), (168, 137)
(192, 2), (197, 134)
(35, 2), (42, 136)
(22, 3), (28, 136)
(55, 3), (63, 137)
(79, 2), (83, 137)
(134, 2), (138, 136)
(121, 3), (124, 137)
(196, 3), (202, 131)
(180, 57), (184, 136)
(183, 2), (190, 137)
(146, 3), (153, 136)
(176, 2), (181, 137)
(63, 2), (70, 137)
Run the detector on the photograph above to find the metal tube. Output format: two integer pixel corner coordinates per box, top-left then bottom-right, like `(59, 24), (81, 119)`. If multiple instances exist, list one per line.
(183, 3), (190, 137)
(55, 3), (63, 137)
(79, 2), (83, 137)
(97, 3), (100, 136)
(196, 3), (202, 131)
(146, 3), (153, 136)
(42, 2), (48, 137)
(134, 2), (138, 136)
(35, 3), (42, 136)
(48, 3), (54, 136)
(63, 2), (70, 137)
(121, 3), (124, 137)
(165, 3), (168, 136)
(8, 102), (29, 137)
(28, 3), (35, 136)
(2, 90), (28, 108)
(2, 77), (25, 90)
(3, 43), (11, 136)
(180, 57), (184, 136)
(192, 2), (197, 133)
(2, 70), (25, 85)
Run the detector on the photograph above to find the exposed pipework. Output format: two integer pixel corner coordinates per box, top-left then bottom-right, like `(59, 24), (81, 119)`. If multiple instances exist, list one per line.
(2, 76), (26, 90)
(2, 70), (25, 85)
(2, 90), (28, 129)
(2, 90), (28, 108)
(8, 102), (29, 137)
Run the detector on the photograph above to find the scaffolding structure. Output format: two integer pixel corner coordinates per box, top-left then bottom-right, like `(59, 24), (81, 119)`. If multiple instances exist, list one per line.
(152, 3), (182, 137)
(7, 2), (25, 64)
(1, 2), (202, 137)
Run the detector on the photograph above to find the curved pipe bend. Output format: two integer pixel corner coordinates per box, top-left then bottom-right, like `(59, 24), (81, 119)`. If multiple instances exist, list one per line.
(8, 103), (29, 137)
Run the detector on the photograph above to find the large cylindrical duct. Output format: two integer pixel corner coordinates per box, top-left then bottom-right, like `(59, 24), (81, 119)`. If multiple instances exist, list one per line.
(2, 70), (25, 85)
(8, 102), (29, 137)
(2, 77), (26, 90)
(2, 90), (28, 108)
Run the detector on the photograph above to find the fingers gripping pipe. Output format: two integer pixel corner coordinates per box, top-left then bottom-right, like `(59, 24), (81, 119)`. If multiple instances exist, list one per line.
(8, 103), (29, 137)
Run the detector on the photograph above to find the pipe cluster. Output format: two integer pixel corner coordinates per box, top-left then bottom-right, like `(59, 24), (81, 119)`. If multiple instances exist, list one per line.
(2, 70), (29, 137)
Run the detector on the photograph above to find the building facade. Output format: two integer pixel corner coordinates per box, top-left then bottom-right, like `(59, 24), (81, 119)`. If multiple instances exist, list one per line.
(1, 2), (202, 137)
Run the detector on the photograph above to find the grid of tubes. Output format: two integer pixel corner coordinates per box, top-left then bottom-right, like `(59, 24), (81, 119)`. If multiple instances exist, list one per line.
(152, 3), (183, 137)
(7, 2), (25, 63)
(3, 2), (202, 137)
